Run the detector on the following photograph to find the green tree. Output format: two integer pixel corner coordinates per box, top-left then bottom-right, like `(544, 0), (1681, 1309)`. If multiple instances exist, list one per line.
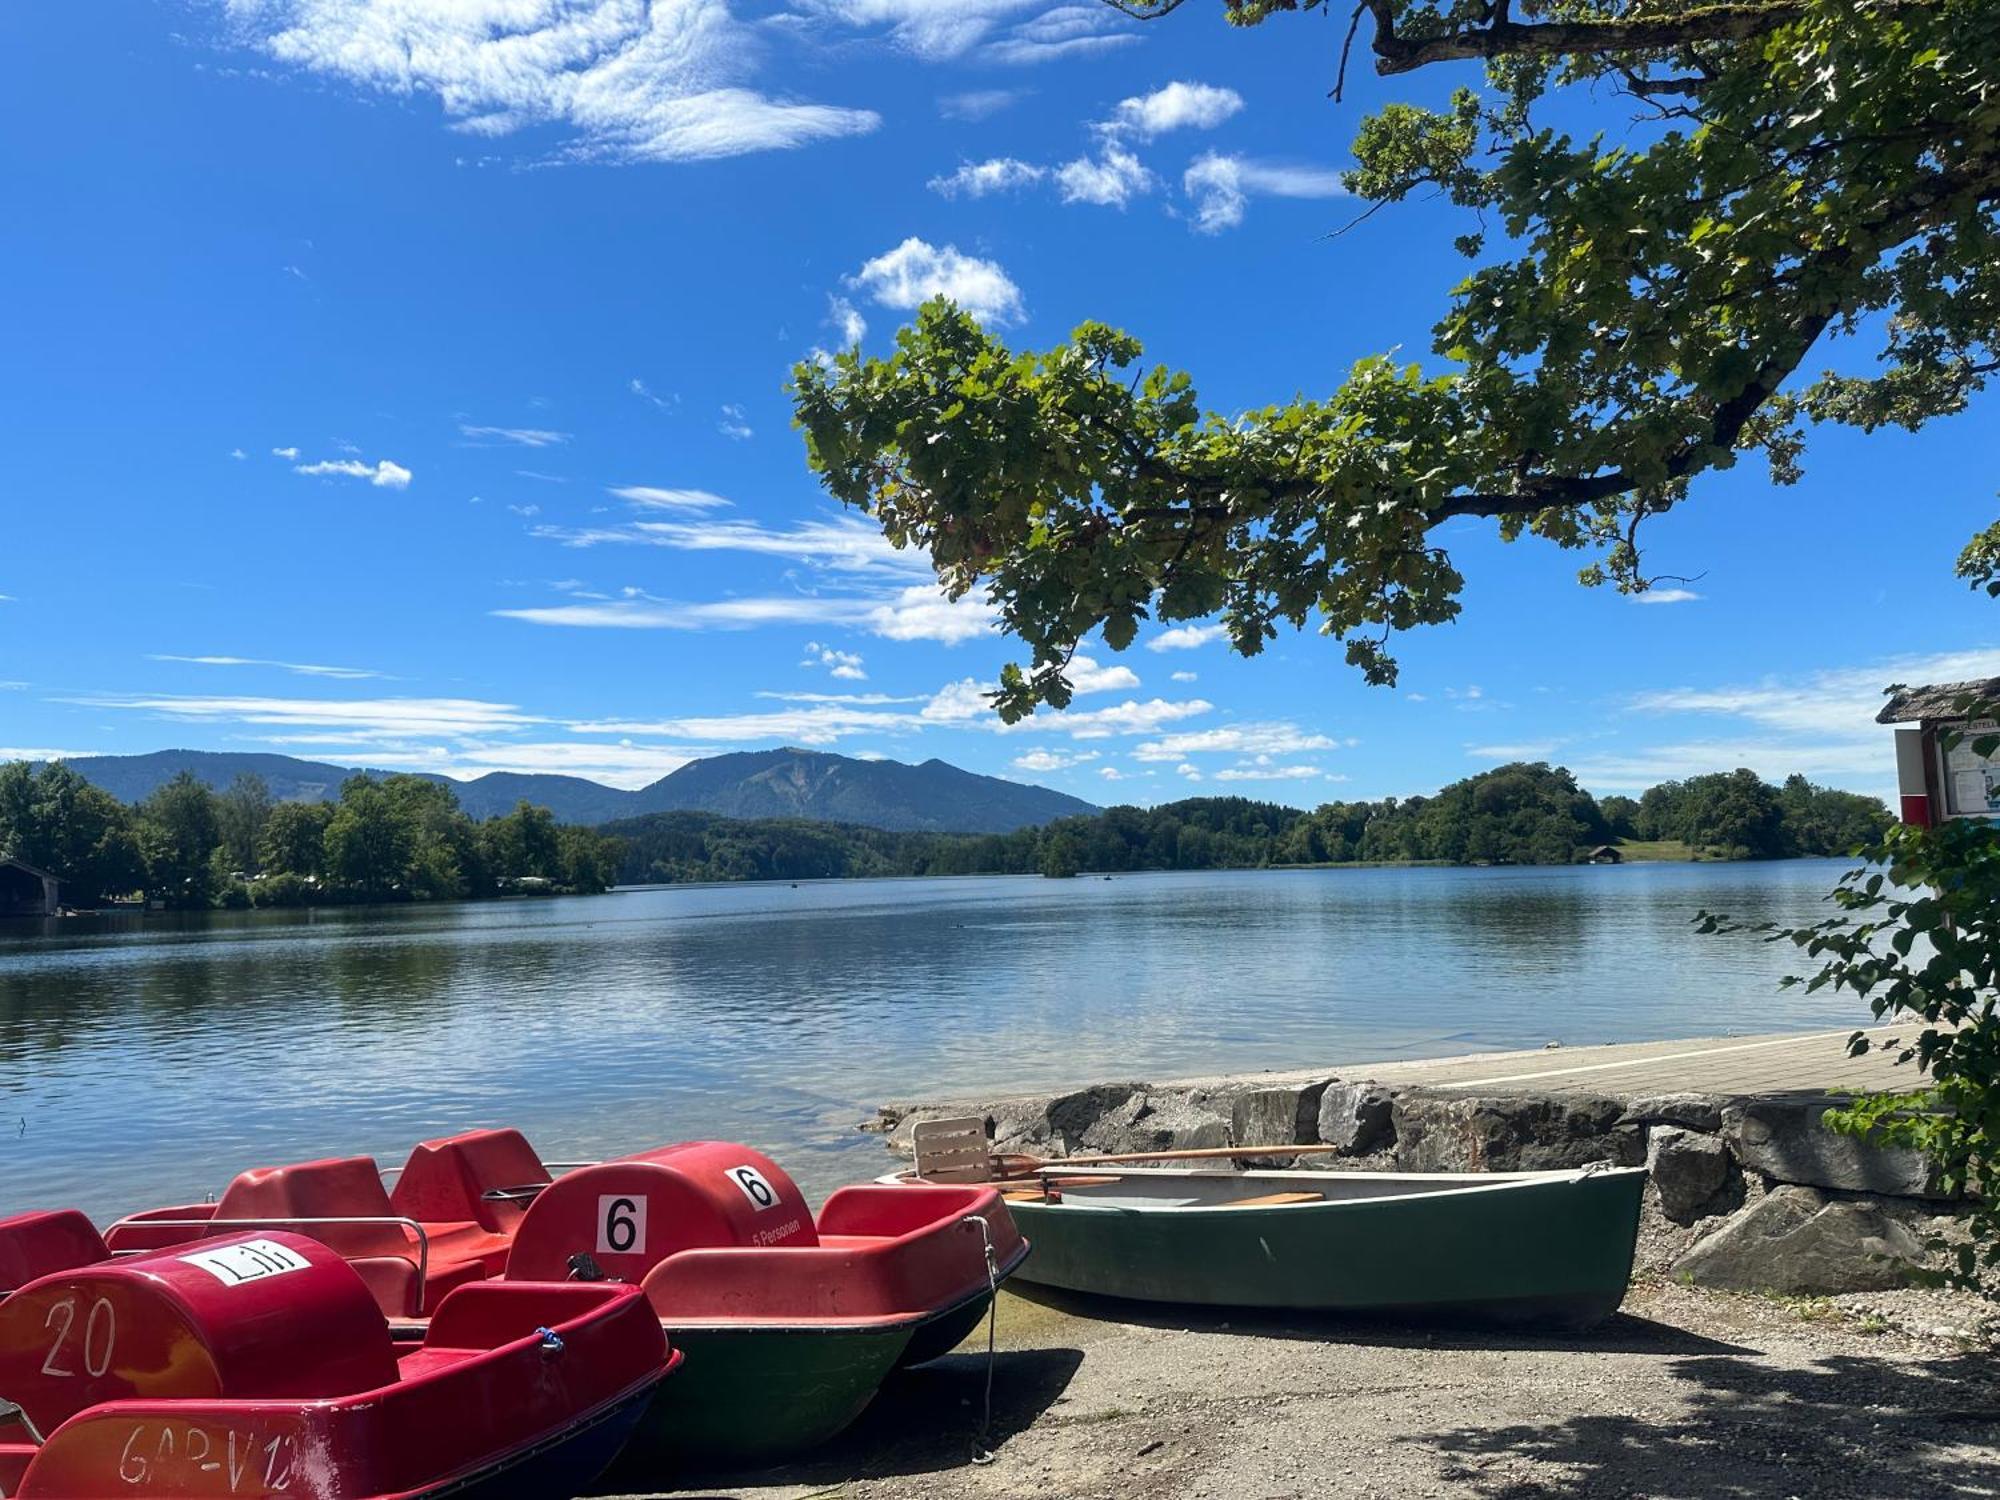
(556, 825), (621, 894)
(1039, 828), (1084, 879)
(0, 761), (144, 905)
(138, 771), (222, 908)
(1674, 768), (1790, 858)
(261, 800), (333, 877)
(216, 773), (274, 876)
(1599, 796), (1640, 841)
(791, 0), (1998, 717)
(323, 777), (413, 900)
(482, 800), (563, 882)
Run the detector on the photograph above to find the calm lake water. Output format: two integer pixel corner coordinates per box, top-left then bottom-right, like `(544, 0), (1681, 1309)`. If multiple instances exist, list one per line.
(0, 861), (1870, 1219)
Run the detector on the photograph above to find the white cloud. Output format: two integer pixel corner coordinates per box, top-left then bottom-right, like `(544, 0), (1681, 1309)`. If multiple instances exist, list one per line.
(607, 485), (732, 511)
(1632, 587), (1703, 604)
(827, 295), (867, 344)
(718, 404), (754, 440)
(230, 448), (247, 460)
(540, 513), (924, 575)
(1013, 748), (1100, 772)
(985, 5), (1139, 64)
(1175, 761), (1202, 780)
(1055, 145), (1153, 207)
(215, 0), (880, 164)
(1133, 722), (1339, 761)
(847, 238), (1025, 325)
(272, 446), (300, 459)
(148, 654), (387, 681)
(1213, 761), (1324, 782)
(1098, 765), (1126, 781)
(938, 88), (1023, 121)
(1183, 152), (1348, 233)
(1466, 741), (1560, 760)
(865, 584), (997, 643)
(459, 424), (569, 447)
(1146, 622), (1227, 652)
(1067, 654), (1140, 695)
(295, 457), (413, 489)
(64, 693), (541, 737)
(808, 0), (1042, 60)
(802, 641), (867, 681)
(1025, 696), (1212, 739)
(570, 703), (915, 745)
(0, 746), (105, 762)
(928, 157), (1046, 198)
(496, 597), (864, 631)
(1170, 670), (1198, 683)
(1107, 81), (1242, 138)
(630, 378), (677, 411)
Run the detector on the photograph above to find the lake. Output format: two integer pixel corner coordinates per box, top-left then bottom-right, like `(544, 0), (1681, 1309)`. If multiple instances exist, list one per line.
(0, 860), (1871, 1219)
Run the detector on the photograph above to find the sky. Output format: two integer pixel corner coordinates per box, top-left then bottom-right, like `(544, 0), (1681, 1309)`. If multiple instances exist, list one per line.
(1, 1), (1994, 809)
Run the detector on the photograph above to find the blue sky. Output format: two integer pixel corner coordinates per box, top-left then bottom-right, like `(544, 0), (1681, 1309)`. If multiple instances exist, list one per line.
(1, 1), (1994, 808)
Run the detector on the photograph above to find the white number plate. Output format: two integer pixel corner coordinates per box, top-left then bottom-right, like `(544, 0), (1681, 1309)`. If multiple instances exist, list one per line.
(180, 1239), (312, 1287)
(597, 1194), (647, 1255)
(727, 1165), (779, 1211)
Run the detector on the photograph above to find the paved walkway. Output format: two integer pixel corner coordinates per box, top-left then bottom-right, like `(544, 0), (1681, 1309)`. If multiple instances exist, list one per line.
(1165, 1025), (1928, 1100)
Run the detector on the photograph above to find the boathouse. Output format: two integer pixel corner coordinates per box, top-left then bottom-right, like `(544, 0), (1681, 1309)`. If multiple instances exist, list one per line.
(1878, 676), (2000, 826)
(0, 857), (60, 917)
(1583, 844), (1624, 865)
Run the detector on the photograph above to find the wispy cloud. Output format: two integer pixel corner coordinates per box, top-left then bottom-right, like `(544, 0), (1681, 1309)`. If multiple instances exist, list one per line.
(717, 404), (754, 441)
(1632, 587), (1703, 605)
(1106, 80), (1242, 138)
(847, 237), (1025, 326)
(295, 457), (413, 490)
(148, 654), (388, 681)
(1146, 623), (1228, 652)
(928, 157), (1047, 198)
(535, 513), (924, 575)
(826, 295), (868, 344)
(938, 88), (1025, 121)
(607, 485), (732, 511)
(629, 378), (677, 411)
(63, 693), (540, 737)
(1212, 759), (1328, 783)
(459, 424), (570, 447)
(1133, 722), (1340, 761)
(1055, 144), (1154, 208)
(1466, 741), (1560, 760)
(802, 641), (868, 680)
(1183, 153), (1348, 233)
(212, 0), (881, 164)
(1013, 748), (1099, 772)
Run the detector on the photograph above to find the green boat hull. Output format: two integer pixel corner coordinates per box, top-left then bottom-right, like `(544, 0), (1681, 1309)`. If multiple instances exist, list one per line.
(598, 1282), (1004, 1482)
(1007, 1168), (1645, 1328)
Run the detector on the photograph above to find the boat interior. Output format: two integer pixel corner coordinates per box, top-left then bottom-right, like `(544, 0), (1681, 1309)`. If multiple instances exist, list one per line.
(991, 1165), (1639, 1211)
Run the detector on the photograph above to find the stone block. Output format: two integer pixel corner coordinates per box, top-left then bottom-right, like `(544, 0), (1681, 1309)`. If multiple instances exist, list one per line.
(1392, 1090), (1641, 1173)
(1722, 1098), (1935, 1197)
(1618, 1093), (1727, 1133)
(1671, 1185), (1927, 1293)
(1231, 1081), (1333, 1149)
(1645, 1126), (1736, 1224)
(1317, 1082), (1396, 1155)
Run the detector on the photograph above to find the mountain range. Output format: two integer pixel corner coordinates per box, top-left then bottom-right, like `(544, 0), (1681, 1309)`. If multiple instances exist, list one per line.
(54, 748), (1099, 834)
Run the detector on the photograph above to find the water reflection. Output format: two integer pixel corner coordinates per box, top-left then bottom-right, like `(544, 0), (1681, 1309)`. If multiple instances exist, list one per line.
(0, 862), (1863, 1219)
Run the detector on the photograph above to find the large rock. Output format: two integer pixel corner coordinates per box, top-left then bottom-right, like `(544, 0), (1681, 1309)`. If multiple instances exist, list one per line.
(1231, 1081), (1333, 1150)
(1318, 1082), (1396, 1155)
(1723, 1098), (1935, 1197)
(1646, 1126), (1736, 1224)
(1392, 1090), (1642, 1172)
(1075, 1090), (1231, 1156)
(1619, 1093), (1726, 1134)
(1672, 1184), (1928, 1293)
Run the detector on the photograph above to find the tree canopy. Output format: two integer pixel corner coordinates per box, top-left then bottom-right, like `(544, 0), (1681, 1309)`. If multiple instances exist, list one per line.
(791, 0), (1998, 716)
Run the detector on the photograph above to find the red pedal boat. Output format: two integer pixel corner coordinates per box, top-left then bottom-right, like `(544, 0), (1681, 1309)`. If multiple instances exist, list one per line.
(0, 1214), (675, 1498)
(109, 1129), (1029, 1469)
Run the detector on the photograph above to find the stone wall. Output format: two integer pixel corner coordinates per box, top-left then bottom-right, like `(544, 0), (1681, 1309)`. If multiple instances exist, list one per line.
(869, 1076), (1966, 1295)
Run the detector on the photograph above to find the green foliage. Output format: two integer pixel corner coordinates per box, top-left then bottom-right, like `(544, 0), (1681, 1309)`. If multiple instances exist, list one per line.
(261, 801), (333, 878)
(0, 760), (145, 905)
(216, 773), (273, 877)
(605, 763), (1877, 885)
(1638, 769), (1890, 857)
(1701, 810), (2000, 1296)
(791, 0), (2000, 716)
(138, 771), (223, 908)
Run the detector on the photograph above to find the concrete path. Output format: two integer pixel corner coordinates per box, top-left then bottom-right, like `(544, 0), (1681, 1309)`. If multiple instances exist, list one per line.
(1162, 1024), (1926, 1101)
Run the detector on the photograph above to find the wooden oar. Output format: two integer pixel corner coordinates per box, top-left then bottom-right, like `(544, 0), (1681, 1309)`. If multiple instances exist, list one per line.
(990, 1143), (1347, 1180)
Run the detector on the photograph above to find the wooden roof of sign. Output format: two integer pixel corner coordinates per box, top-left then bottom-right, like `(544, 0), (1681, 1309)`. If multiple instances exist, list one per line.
(1875, 677), (2000, 725)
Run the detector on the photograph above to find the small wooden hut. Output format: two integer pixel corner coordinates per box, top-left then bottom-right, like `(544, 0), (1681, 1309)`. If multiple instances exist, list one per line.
(1877, 676), (2000, 826)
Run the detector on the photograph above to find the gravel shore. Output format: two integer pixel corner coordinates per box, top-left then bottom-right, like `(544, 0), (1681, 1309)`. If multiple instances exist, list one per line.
(615, 1276), (1999, 1500)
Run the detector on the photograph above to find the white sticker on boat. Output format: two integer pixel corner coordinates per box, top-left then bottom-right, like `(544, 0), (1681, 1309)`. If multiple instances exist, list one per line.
(726, 1165), (779, 1211)
(180, 1239), (313, 1287)
(597, 1194), (647, 1255)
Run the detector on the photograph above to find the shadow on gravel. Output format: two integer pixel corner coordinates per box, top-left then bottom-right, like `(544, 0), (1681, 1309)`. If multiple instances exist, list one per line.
(1413, 1350), (2000, 1499)
(661, 1345), (1085, 1497)
(1007, 1282), (1753, 1357)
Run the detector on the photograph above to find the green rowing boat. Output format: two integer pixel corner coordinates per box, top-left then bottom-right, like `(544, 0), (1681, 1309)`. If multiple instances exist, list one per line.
(991, 1164), (1645, 1327)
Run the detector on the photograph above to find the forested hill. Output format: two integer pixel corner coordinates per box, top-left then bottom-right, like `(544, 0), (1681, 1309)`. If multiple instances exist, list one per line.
(53, 747), (1095, 832)
(604, 763), (1894, 885)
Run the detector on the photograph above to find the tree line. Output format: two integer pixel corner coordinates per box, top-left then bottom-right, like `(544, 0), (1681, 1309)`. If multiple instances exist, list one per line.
(606, 763), (1892, 885)
(0, 761), (620, 910)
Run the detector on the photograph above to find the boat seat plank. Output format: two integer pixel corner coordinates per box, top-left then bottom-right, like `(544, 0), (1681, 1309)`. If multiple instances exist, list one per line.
(1222, 1191), (1324, 1207)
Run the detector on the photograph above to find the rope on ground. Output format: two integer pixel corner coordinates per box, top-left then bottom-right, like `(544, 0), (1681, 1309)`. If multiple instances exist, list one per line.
(962, 1212), (1000, 1466)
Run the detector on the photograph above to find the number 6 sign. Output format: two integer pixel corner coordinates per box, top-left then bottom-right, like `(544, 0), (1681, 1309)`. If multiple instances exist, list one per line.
(727, 1165), (778, 1211)
(597, 1194), (647, 1256)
